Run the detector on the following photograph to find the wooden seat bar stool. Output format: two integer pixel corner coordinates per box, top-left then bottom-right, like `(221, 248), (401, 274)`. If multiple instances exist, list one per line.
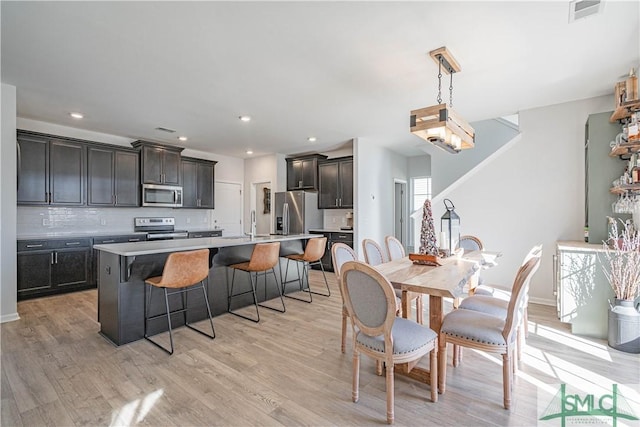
(144, 248), (215, 355)
(281, 237), (330, 303)
(227, 242), (285, 323)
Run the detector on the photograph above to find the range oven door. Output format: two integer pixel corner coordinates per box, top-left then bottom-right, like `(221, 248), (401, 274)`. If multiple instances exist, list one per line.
(142, 184), (183, 207)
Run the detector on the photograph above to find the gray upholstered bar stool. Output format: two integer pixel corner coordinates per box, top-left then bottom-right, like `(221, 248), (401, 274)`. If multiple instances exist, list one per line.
(227, 242), (285, 323)
(144, 248), (215, 355)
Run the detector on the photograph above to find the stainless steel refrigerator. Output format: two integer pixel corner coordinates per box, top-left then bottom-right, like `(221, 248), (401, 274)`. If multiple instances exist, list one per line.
(274, 191), (322, 235)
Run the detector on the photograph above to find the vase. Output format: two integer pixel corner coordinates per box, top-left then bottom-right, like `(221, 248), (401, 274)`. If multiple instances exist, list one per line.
(608, 298), (640, 353)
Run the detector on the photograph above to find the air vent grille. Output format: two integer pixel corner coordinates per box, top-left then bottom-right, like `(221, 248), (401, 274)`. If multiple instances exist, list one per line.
(569, 0), (602, 22)
(155, 127), (177, 133)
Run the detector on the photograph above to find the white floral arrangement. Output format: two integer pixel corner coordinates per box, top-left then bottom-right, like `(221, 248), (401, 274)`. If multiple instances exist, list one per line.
(601, 218), (640, 301)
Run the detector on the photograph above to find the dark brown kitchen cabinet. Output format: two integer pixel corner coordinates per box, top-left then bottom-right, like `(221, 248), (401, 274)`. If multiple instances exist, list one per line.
(188, 230), (222, 238)
(286, 154), (327, 191)
(310, 231), (354, 271)
(181, 157), (217, 208)
(132, 141), (183, 185)
(17, 238), (92, 300)
(318, 156), (353, 209)
(88, 146), (140, 206)
(17, 133), (85, 206)
(91, 234), (146, 286)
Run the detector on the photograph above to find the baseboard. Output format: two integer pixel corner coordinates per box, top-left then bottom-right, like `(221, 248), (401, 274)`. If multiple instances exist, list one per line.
(529, 297), (555, 307)
(0, 313), (20, 323)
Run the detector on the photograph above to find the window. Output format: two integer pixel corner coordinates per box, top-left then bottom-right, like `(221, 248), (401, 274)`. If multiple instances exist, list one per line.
(412, 177), (432, 211)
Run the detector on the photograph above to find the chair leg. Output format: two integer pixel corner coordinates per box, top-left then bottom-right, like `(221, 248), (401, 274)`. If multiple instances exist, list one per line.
(517, 326), (522, 362)
(144, 285), (175, 355)
(309, 260), (330, 297)
(352, 349), (360, 403)
(341, 307), (348, 353)
(184, 281), (216, 340)
(376, 360), (383, 376)
(227, 269), (260, 323)
(430, 345), (438, 402)
(282, 259), (312, 303)
(416, 295), (424, 325)
(257, 268), (286, 313)
(502, 351), (512, 409)
(385, 358), (394, 424)
(452, 342), (460, 367)
(438, 334), (447, 394)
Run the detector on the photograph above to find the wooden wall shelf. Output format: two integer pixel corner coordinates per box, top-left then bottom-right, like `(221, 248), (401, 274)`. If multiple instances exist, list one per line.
(610, 183), (640, 194)
(610, 99), (640, 122)
(609, 142), (640, 157)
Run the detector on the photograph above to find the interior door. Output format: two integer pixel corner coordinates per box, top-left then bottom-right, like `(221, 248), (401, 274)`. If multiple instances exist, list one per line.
(394, 181), (407, 246)
(215, 181), (242, 236)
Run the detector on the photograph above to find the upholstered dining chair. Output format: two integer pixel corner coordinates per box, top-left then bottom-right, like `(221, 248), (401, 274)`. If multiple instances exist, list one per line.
(341, 261), (438, 424)
(331, 243), (358, 354)
(377, 236), (424, 325)
(362, 238), (387, 266)
(457, 235), (484, 252)
(458, 244), (543, 362)
(438, 255), (541, 410)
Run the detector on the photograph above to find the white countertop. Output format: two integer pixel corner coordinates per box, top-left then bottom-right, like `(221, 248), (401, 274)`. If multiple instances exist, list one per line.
(94, 234), (317, 256)
(556, 240), (608, 252)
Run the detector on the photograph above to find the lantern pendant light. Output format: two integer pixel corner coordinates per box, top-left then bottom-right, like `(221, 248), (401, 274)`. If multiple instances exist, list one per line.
(410, 47), (475, 154)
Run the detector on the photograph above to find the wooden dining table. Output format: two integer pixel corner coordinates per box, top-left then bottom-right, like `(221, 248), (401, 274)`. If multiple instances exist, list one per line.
(374, 252), (490, 389)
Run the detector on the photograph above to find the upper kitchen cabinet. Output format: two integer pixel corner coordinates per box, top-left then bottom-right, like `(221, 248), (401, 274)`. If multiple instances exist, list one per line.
(318, 156), (353, 209)
(17, 131), (85, 206)
(87, 145), (140, 207)
(181, 157), (217, 209)
(286, 154), (327, 191)
(132, 141), (184, 185)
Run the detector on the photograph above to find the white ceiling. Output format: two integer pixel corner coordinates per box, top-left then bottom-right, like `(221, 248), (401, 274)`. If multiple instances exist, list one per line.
(2, 1), (638, 158)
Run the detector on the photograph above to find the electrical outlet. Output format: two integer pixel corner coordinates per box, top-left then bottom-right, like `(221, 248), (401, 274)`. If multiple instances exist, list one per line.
(42, 218), (49, 226)
(100, 219), (107, 226)
(186, 218), (191, 224)
(332, 217), (337, 224)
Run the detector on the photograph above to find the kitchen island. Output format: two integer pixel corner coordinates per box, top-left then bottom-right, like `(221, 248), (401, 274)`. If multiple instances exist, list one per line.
(94, 234), (316, 346)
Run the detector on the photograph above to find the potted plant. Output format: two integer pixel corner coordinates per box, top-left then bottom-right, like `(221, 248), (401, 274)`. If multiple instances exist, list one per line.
(601, 218), (640, 353)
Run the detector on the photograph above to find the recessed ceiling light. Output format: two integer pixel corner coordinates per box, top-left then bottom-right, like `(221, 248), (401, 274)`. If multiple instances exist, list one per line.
(308, 137), (317, 142)
(178, 136), (188, 142)
(246, 150), (253, 155)
(239, 116), (251, 122)
(70, 112), (83, 119)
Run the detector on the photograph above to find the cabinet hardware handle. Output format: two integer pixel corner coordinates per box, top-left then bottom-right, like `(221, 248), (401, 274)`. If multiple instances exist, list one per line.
(129, 238), (140, 242)
(103, 240), (115, 243)
(65, 242), (81, 246)
(45, 192), (49, 203)
(51, 253), (54, 264)
(112, 194), (115, 204)
(335, 198), (338, 206)
(115, 194), (118, 205)
(26, 244), (43, 248)
(339, 198), (342, 206)
(298, 180), (303, 188)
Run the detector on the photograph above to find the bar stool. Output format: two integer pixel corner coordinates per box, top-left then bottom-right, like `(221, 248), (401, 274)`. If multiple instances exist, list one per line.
(227, 242), (285, 323)
(281, 237), (329, 303)
(144, 248), (215, 355)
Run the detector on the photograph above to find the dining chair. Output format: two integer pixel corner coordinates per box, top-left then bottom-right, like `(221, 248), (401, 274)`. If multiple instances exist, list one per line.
(144, 249), (215, 355)
(341, 260), (438, 424)
(458, 244), (543, 362)
(331, 242), (358, 354)
(365, 238), (423, 324)
(457, 235), (484, 252)
(438, 255), (541, 409)
(362, 238), (387, 266)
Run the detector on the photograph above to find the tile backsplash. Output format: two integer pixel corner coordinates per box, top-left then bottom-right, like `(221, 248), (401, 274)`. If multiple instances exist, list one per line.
(323, 209), (353, 229)
(17, 206), (214, 236)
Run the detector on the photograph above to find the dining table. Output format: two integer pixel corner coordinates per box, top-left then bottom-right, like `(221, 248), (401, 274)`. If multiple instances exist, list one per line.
(374, 250), (500, 390)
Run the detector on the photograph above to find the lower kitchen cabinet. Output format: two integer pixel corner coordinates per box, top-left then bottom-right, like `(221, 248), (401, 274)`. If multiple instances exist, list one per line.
(310, 231), (354, 272)
(17, 238), (92, 300)
(91, 235), (146, 286)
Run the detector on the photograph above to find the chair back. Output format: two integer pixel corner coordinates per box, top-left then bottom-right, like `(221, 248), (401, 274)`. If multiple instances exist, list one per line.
(385, 235), (405, 261)
(331, 243), (357, 285)
(247, 242), (281, 271)
(155, 249), (210, 288)
(502, 250), (542, 343)
(362, 239), (387, 266)
(458, 235), (484, 251)
(302, 237), (327, 262)
(340, 261), (396, 340)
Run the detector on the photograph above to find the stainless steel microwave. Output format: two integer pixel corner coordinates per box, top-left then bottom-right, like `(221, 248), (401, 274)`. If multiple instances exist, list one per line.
(141, 184), (183, 208)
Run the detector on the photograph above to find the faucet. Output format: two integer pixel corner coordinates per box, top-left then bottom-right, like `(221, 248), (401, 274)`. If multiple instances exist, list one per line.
(246, 210), (257, 239)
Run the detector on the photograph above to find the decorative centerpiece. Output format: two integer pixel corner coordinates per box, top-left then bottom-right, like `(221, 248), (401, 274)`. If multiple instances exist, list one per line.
(601, 219), (640, 353)
(413, 199), (457, 265)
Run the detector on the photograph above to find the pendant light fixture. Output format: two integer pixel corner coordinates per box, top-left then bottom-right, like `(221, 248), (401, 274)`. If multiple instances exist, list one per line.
(410, 47), (475, 154)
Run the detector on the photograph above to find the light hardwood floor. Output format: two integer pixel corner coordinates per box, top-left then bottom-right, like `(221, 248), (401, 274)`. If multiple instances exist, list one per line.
(2, 271), (639, 426)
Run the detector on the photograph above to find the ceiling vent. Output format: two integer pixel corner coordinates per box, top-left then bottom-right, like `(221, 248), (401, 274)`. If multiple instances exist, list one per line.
(155, 127), (176, 133)
(569, 0), (602, 23)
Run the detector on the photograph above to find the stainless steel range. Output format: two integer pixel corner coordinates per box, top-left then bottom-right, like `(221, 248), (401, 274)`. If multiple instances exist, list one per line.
(134, 217), (188, 240)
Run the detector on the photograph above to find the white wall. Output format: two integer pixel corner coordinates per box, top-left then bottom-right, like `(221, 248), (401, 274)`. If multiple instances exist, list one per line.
(354, 138), (407, 256)
(1, 84), (19, 322)
(430, 95), (612, 305)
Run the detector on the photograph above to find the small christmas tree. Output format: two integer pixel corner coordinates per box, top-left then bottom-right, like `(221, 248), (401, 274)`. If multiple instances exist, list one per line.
(419, 199), (439, 255)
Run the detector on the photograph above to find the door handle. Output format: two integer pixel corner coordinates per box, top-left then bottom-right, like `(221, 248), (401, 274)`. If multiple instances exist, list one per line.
(51, 253), (54, 264)
(26, 244), (43, 248)
(54, 252), (58, 264)
(65, 242), (81, 246)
